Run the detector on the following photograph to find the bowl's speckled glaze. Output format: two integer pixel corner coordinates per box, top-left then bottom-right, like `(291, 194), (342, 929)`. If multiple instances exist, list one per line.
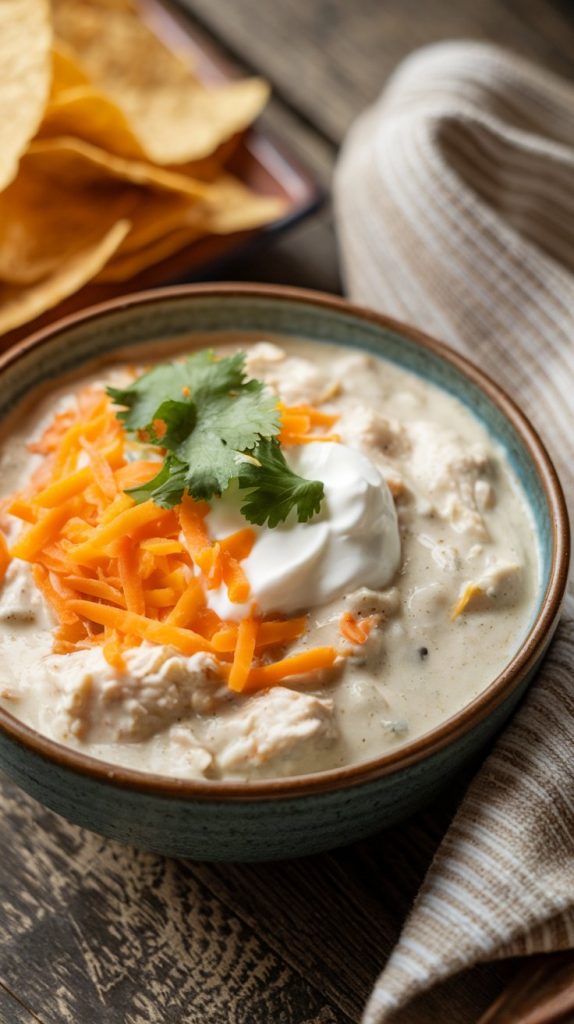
(0, 284), (569, 861)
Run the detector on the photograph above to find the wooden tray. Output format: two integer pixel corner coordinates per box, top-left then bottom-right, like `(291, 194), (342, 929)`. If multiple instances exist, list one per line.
(3, 0), (324, 347)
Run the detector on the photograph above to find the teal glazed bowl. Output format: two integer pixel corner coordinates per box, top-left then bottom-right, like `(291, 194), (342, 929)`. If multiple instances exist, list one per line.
(0, 284), (569, 861)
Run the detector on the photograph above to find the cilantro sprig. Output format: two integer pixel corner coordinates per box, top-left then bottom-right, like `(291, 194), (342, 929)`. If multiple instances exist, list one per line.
(107, 351), (325, 527)
(238, 438), (325, 528)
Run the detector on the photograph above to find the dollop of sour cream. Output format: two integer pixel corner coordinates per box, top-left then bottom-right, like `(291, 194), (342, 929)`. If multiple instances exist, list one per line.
(205, 442), (401, 620)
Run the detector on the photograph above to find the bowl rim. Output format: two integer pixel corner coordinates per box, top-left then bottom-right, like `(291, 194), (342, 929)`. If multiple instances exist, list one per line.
(0, 282), (569, 802)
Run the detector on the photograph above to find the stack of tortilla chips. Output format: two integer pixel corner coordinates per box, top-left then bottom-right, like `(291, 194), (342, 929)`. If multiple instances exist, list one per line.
(0, 0), (285, 334)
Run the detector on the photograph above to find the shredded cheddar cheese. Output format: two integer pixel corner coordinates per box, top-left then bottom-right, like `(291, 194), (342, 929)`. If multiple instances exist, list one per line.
(278, 401), (341, 446)
(339, 612), (377, 646)
(0, 531), (10, 583)
(451, 583), (483, 620)
(3, 388), (339, 692)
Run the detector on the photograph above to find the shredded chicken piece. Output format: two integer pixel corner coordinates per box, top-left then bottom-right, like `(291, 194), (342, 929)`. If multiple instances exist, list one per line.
(214, 686), (337, 771)
(339, 408), (411, 458)
(0, 560), (44, 623)
(245, 341), (338, 405)
(408, 422), (495, 539)
(46, 644), (228, 742)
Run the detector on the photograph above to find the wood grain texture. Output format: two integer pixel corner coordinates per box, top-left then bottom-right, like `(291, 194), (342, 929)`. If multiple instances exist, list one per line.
(0, 769), (516, 1024)
(0, 747), (503, 1024)
(0, 777), (346, 1024)
(176, 0), (574, 144)
(0, 773), (482, 1024)
(0, 984), (42, 1024)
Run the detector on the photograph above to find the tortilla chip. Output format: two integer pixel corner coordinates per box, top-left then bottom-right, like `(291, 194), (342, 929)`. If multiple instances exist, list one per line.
(166, 137), (245, 183)
(108, 193), (198, 257)
(40, 71), (242, 178)
(118, 174), (287, 254)
(50, 42), (90, 94)
(0, 1), (280, 328)
(0, 167), (136, 285)
(38, 85), (145, 160)
(96, 176), (287, 283)
(201, 175), (287, 234)
(95, 173), (286, 278)
(95, 225), (203, 282)
(52, 0), (269, 163)
(40, 44), (147, 161)
(0, 143), (204, 285)
(0, 220), (130, 334)
(0, 0), (52, 190)
(26, 137), (209, 197)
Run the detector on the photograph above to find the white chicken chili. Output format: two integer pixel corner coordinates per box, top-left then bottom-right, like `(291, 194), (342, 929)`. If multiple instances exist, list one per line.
(0, 337), (539, 780)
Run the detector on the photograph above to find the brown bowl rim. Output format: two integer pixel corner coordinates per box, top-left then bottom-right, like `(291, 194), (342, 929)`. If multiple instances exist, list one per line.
(0, 283), (569, 802)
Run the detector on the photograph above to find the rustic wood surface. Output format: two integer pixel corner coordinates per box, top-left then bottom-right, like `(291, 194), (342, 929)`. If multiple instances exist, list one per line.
(178, 0), (574, 144)
(2, 1), (574, 1022)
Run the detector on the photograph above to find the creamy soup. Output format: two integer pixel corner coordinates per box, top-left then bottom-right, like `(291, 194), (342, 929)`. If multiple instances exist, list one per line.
(0, 337), (539, 780)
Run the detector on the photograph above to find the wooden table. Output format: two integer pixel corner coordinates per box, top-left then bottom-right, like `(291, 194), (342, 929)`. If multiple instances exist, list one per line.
(2, 3), (573, 1022)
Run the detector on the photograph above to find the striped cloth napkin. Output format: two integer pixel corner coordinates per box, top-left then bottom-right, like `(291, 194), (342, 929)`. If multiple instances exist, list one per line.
(334, 41), (574, 1023)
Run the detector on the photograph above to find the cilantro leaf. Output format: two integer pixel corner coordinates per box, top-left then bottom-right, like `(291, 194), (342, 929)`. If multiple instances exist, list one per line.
(189, 379), (279, 451)
(126, 457), (188, 509)
(185, 440), (241, 500)
(107, 363), (185, 431)
(164, 380), (277, 499)
(180, 349), (246, 397)
(108, 350), (281, 503)
(108, 350), (324, 525)
(238, 438), (325, 528)
(151, 399), (196, 448)
(107, 350), (251, 434)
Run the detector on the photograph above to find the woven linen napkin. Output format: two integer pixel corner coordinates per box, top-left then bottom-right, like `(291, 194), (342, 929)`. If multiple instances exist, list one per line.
(334, 40), (574, 1022)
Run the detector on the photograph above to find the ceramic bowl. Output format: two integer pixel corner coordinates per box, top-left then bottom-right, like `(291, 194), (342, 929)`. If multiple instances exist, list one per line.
(0, 284), (569, 861)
